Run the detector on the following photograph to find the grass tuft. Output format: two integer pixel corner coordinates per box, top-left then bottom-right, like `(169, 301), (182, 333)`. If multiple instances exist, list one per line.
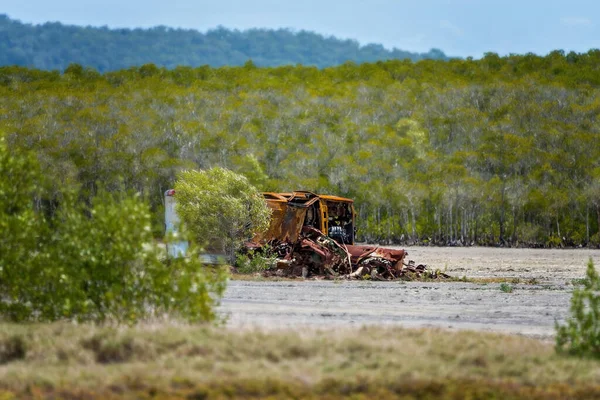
(500, 283), (514, 293)
(82, 332), (143, 364)
(0, 334), (26, 364)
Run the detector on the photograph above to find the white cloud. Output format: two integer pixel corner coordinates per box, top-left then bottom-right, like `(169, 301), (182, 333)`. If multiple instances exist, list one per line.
(560, 17), (593, 27)
(440, 20), (463, 37)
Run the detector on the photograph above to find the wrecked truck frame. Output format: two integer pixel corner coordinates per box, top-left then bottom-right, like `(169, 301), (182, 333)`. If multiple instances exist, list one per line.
(246, 191), (447, 280)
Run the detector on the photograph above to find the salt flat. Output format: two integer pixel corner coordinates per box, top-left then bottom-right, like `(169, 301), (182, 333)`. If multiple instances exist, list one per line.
(220, 247), (600, 338)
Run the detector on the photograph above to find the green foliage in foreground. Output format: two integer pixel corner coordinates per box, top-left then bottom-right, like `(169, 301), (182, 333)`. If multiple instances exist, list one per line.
(0, 136), (226, 323)
(174, 168), (271, 262)
(556, 259), (600, 358)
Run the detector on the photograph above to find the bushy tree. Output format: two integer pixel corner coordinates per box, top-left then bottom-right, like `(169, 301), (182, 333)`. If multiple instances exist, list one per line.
(556, 259), (600, 358)
(39, 190), (226, 323)
(174, 167), (271, 262)
(0, 137), (226, 323)
(0, 135), (44, 293)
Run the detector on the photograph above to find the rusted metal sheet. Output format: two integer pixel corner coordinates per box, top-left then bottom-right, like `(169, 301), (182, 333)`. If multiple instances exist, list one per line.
(254, 192), (320, 244)
(259, 201), (306, 244)
(346, 245), (407, 268)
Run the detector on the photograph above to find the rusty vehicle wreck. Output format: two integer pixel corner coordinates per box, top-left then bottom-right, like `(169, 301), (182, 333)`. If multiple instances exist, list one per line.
(245, 191), (448, 280)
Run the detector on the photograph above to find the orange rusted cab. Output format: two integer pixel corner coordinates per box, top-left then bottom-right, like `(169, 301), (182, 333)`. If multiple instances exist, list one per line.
(255, 191), (355, 245)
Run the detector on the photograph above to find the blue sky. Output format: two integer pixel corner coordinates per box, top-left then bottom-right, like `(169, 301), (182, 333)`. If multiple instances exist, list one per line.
(3, 0), (598, 57)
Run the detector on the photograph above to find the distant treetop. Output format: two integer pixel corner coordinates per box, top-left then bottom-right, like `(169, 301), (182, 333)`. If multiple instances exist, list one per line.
(0, 14), (452, 72)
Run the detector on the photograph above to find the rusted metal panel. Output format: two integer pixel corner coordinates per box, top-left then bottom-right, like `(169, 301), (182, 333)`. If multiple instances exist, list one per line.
(254, 195), (310, 244)
(346, 245), (407, 271)
(254, 191), (323, 245)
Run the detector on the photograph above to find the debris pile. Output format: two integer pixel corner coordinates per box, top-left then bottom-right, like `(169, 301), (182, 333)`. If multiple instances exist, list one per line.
(254, 226), (449, 281)
(246, 191), (451, 281)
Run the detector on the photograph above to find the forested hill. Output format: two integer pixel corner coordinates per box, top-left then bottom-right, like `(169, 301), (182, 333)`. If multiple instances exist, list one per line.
(0, 14), (450, 71)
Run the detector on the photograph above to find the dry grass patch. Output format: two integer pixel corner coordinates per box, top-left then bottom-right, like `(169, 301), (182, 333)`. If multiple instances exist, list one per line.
(0, 323), (599, 398)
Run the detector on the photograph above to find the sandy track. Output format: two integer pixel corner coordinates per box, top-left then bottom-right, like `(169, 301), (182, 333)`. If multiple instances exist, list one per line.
(219, 247), (600, 338)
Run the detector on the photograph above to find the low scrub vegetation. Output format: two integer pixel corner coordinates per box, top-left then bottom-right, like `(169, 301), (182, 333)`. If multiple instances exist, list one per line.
(0, 323), (599, 399)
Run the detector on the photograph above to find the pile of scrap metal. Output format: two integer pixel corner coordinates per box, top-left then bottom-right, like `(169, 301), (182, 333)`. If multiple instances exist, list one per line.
(245, 191), (450, 280)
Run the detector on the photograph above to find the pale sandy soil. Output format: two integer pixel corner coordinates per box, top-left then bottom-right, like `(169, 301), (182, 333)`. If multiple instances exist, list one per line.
(219, 247), (600, 339)
(401, 246), (600, 282)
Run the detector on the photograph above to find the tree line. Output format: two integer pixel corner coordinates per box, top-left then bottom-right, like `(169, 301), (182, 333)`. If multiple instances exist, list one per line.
(0, 14), (450, 72)
(1, 50), (600, 247)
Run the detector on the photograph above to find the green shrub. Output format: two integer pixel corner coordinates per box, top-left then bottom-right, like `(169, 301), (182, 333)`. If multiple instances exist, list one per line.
(546, 234), (563, 248)
(591, 233), (600, 247)
(571, 278), (587, 286)
(0, 135), (226, 323)
(47, 191), (226, 323)
(174, 168), (271, 263)
(499, 283), (513, 293)
(236, 247), (277, 274)
(556, 258), (600, 358)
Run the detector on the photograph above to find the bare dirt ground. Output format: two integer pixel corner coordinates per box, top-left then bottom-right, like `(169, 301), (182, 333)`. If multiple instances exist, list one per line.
(219, 247), (600, 339)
